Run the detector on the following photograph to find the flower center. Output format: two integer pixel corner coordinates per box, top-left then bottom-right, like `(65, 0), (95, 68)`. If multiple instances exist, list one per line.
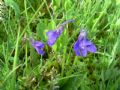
(79, 43), (85, 49)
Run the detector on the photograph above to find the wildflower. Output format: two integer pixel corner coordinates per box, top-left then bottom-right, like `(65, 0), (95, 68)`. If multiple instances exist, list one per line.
(30, 38), (45, 55)
(46, 20), (75, 46)
(73, 29), (97, 57)
(46, 26), (64, 46)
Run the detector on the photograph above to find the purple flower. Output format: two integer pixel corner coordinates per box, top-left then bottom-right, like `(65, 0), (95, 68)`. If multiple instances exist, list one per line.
(73, 29), (97, 57)
(46, 20), (75, 46)
(46, 26), (64, 46)
(30, 38), (45, 55)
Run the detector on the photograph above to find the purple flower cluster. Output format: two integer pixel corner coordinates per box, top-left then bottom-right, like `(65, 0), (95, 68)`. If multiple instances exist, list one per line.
(30, 20), (97, 57)
(73, 29), (96, 57)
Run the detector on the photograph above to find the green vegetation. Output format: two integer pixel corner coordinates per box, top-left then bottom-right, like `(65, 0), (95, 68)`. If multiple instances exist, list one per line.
(0, 0), (120, 90)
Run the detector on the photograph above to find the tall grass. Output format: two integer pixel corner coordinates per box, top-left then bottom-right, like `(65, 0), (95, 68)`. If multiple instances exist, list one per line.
(0, 0), (120, 90)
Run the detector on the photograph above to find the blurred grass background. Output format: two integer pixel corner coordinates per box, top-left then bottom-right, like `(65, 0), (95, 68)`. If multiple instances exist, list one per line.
(0, 0), (120, 90)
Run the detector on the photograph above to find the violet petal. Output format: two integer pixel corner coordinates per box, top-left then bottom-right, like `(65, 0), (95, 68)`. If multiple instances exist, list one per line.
(80, 47), (87, 57)
(74, 40), (81, 56)
(30, 38), (45, 55)
(86, 44), (97, 53)
(35, 47), (45, 55)
(46, 30), (58, 46)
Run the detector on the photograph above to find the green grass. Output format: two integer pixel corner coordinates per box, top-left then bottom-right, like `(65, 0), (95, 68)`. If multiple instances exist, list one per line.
(0, 0), (120, 90)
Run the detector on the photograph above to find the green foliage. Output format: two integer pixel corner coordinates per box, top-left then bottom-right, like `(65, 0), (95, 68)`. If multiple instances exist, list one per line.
(0, 0), (120, 90)
(4, 0), (20, 20)
(36, 20), (47, 41)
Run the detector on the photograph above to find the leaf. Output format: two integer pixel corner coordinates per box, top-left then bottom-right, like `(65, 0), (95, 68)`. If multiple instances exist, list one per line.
(116, 0), (120, 5)
(36, 20), (47, 41)
(64, 0), (72, 11)
(60, 77), (80, 90)
(4, 0), (20, 20)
